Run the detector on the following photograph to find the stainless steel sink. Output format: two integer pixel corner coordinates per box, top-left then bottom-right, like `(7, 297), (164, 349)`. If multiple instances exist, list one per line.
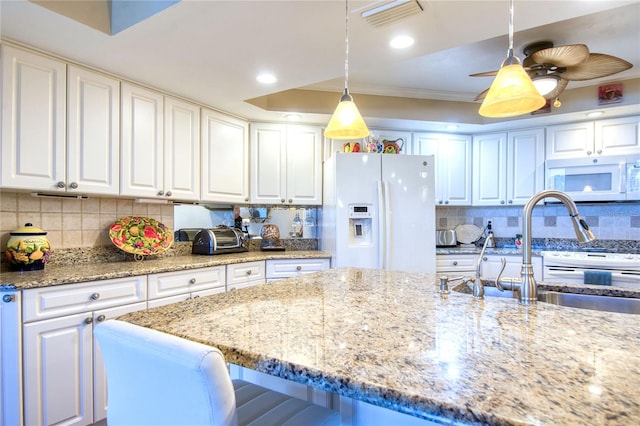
(452, 284), (640, 315)
(537, 291), (640, 315)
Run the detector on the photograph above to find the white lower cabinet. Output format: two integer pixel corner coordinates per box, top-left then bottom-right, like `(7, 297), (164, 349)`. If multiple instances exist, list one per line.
(226, 261), (266, 290)
(481, 254), (543, 282)
(147, 266), (226, 308)
(266, 258), (330, 282)
(435, 254), (477, 275)
(21, 277), (147, 426)
(1, 291), (23, 426)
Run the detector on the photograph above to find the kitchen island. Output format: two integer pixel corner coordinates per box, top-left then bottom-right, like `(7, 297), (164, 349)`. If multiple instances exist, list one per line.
(118, 267), (640, 425)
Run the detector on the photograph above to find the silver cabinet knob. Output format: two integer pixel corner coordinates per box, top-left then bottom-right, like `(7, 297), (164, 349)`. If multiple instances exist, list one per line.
(246, 270), (252, 275)
(508, 200), (513, 204)
(57, 181), (66, 188)
(597, 149), (602, 154)
(84, 317), (93, 325)
(165, 191), (172, 197)
(189, 278), (196, 284)
(483, 256), (488, 261)
(453, 261), (458, 266)
(444, 200), (449, 204)
(281, 199), (285, 203)
(288, 198), (293, 203)
(438, 200), (443, 204)
(296, 265), (302, 271)
(3, 294), (16, 303)
(157, 190), (164, 196)
(96, 315), (106, 323)
(245, 198), (249, 202)
(90, 292), (100, 301)
(69, 182), (78, 189)
(587, 150), (593, 155)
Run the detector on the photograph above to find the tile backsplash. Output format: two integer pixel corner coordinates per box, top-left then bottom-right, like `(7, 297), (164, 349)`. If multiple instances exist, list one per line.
(0, 192), (174, 251)
(436, 203), (640, 242)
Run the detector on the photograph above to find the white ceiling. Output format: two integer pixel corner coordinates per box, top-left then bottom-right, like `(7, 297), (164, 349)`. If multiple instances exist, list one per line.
(1, 0), (639, 133)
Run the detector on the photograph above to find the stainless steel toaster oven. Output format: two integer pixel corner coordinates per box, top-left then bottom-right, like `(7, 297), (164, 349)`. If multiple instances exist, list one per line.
(192, 226), (248, 255)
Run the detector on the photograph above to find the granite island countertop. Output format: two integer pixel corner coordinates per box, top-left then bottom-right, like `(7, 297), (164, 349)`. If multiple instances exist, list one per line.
(0, 251), (331, 290)
(118, 267), (640, 426)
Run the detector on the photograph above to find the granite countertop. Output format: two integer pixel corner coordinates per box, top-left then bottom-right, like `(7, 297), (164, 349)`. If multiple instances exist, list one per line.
(436, 247), (539, 256)
(118, 267), (640, 425)
(0, 251), (331, 290)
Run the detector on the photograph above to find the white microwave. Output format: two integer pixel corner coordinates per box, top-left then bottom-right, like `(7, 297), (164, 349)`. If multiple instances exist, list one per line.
(545, 155), (640, 202)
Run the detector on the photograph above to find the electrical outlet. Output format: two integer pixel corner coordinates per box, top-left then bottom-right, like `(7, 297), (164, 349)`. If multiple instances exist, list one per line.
(485, 218), (495, 232)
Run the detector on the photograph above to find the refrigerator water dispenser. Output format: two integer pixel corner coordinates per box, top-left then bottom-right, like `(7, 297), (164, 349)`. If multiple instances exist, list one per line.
(348, 204), (373, 246)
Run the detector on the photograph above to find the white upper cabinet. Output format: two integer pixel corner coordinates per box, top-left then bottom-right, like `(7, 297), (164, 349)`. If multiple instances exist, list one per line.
(121, 84), (200, 201)
(163, 97), (200, 201)
(201, 108), (249, 203)
(412, 133), (472, 206)
(250, 123), (322, 205)
(1, 45), (66, 192)
(547, 117), (639, 159)
(67, 66), (120, 195)
(473, 128), (544, 206)
(594, 116), (640, 156)
(121, 83), (164, 198)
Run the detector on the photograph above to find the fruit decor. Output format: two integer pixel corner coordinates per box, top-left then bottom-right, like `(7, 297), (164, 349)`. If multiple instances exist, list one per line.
(5, 223), (51, 271)
(109, 216), (173, 258)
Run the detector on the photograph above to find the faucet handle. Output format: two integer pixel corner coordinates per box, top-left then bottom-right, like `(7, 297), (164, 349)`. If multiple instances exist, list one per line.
(495, 257), (508, 291)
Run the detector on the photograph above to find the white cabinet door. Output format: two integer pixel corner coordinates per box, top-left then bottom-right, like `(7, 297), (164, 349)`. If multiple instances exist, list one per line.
(251, 123), (323, 205)
(473, 129), (544, 206)
(164, 96), (200, 201)
(67, 66), (120, 195)
(595, 116), (640, 156)
(201, 108), (249, 203)
(412, 133), (472, 206)
(481, 254), (542, 282)
(0, 291), (23, 426)
(23, 312), (93, 426)
(226, 261), (266, 290)
(266, 258), (330, 282)
(1, 45), (66, 191)
(472, 133), (507, 206)
(435, 254), (476, 274)
(546, 121), (594, 159)
(93, 302), (147, 423)
(285, 125), (322, 205)
(250, 123), (286, 204)
(120, 82), (164, 198)
(506, 128), (545, 205)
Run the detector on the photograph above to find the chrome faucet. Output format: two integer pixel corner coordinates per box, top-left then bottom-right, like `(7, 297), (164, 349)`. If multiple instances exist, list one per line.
(495, 190), (596, 305)
(464, 231), (497, 299)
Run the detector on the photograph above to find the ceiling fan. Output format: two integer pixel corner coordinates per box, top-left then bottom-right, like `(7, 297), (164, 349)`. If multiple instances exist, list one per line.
(471, 41), (633, 102)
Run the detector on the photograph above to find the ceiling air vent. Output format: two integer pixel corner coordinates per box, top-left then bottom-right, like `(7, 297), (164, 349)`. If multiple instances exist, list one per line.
(360, 0), (423, 28)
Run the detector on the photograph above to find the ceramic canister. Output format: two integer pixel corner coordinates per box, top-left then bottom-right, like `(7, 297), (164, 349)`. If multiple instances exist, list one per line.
(5, 223), (51, 271)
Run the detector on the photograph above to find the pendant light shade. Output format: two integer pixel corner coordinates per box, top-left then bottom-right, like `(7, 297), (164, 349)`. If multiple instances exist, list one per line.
(325, 89), (369, 139)
(324, 0), (369, 140)
(479, 64), (546, 117)
(479, 0), (545, 117)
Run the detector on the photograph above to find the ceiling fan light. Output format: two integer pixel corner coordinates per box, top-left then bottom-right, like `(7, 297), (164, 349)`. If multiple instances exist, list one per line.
(532, 75), (559, 96)
(325, 89), (370, 140)
(479, 64), (546, 118)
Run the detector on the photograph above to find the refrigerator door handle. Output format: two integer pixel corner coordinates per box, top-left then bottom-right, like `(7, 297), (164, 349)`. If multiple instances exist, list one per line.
(377, 180), (385, 269)
(384, 180), (392, 270)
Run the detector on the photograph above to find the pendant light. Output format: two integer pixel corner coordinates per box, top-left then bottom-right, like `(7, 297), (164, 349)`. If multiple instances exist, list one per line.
(324, 0), (369, 140)
(479, 0), (545, 118)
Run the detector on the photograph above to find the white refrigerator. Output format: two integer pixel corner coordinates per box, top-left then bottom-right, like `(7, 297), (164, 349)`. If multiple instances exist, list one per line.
(321, 152), (436, 273)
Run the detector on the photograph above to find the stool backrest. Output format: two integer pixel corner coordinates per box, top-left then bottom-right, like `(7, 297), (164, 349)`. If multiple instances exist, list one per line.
(95, 320), (238, 426)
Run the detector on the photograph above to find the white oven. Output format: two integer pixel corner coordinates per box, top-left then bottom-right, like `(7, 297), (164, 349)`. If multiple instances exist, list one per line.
(542, 251), (640, 289)
(545, 155), (640, 202)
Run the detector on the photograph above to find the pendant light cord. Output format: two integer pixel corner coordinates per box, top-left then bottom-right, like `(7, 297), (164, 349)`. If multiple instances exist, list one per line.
(502, 0), (520, 66)
(344, 0), (350, 92)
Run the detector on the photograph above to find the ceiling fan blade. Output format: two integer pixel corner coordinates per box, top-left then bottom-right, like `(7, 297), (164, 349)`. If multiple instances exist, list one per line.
(470, 70), (498, 77)
(530, 44), (589, 67)
(561, 53), (633, 81)
(474, 88), (489, 102)
(543, 78), (569, 100)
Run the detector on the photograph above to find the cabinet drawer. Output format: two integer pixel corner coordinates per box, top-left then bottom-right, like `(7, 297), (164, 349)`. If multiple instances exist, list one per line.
(435, 255), (476, 273)
(23, 276), (147, 322)
(148, 266), (225, 300)
(266, 258), (330, 280)
(226, 261), (265, 286)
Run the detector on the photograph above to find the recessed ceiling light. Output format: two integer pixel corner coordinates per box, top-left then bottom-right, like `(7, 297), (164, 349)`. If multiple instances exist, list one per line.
(390, 35), (414, 49)
(446, 124), (459, 131)
(256, 73), (277, 84)
(285, 113), (302, 121)
(586, 111), (604, 118)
